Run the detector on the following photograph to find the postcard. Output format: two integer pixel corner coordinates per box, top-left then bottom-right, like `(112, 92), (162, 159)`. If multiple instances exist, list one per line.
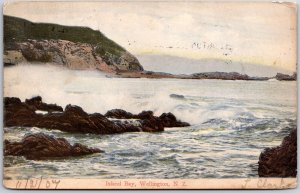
(2, 0), (297, 189)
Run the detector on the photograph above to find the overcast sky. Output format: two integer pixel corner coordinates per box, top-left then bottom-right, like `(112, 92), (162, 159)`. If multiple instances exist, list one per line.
(4, 1), (297, 73)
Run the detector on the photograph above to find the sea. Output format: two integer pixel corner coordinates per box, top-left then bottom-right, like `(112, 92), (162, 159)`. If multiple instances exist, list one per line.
(3, 64), (297, 179)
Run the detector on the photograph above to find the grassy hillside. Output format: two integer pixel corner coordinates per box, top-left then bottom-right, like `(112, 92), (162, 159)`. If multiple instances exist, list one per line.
(4, 15), (126, 57)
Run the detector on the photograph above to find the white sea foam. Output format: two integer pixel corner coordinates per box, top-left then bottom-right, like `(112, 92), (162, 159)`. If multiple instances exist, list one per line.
(35, 110), (48, 115)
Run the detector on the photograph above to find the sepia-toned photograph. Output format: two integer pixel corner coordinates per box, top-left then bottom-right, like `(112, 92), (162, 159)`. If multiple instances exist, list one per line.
(2, 0), (297, 189)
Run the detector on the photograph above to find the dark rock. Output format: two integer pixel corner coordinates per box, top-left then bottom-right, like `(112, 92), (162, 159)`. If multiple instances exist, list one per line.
(4, 97), (37, 127)
(25, 96), (63, 112)
(105, 109), (155, 120)
(170, 94), (185, 99)
(4, 133), (102, 160)
(104, 109), (134, 119)
(25, 96), (42, 104)
(159, 112), (190, 127)
(275, 73), (297, 81)
(105, 109), (189, 128)
(4, 62), (16, 66)
(65, 104), (88, 116)
(137, 111), (154, 119)
(140, 118), (164, 132)
(258, 129), (297, 177)
(4, 97), (190, 134)
(247, 77), (270, 81)
(4, 97), (21, 106)
(191, 72), (250, 80)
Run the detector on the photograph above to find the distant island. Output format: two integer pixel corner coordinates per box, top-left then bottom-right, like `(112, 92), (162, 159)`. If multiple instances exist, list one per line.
(4, 15), (297, 81)
(114, 71), (297, 81)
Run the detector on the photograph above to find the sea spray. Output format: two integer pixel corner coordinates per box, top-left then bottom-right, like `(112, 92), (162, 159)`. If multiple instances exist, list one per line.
(4, 64), (296, 125)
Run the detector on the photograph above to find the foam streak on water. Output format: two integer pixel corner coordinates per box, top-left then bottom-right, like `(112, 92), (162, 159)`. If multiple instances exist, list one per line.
(3, 65), (297, 179)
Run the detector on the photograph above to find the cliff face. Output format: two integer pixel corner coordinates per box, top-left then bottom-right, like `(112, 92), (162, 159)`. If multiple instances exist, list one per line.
(3, 15), (143, 72)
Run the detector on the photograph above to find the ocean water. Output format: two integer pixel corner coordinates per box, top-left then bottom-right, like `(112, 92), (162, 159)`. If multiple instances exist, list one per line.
(3, 65), (297, 179)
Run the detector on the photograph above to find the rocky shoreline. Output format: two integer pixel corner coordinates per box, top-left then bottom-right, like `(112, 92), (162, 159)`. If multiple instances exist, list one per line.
(258, 129), (297, 177)
(4, 96), (190, 135)
(4, 96), (190, 161)
(3, 96), (297, 177)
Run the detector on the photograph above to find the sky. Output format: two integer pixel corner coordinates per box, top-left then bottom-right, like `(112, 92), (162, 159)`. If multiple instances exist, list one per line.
(3, 1), (297, 73)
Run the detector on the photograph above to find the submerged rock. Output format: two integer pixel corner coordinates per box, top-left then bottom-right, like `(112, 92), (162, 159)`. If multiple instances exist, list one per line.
(258, 129), (297, 177)
(4, 96), (190, 134)
(170, 94), (185, 99)
(4, 133), (102, 160)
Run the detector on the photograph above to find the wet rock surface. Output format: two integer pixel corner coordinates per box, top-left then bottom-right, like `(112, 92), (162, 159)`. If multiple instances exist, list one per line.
(258, 129), (297, 177)
(25, 96), (63, 112)
(105, 109), (190, 128)
(4, 133), (102, 160)
(4, 96), (190, 134)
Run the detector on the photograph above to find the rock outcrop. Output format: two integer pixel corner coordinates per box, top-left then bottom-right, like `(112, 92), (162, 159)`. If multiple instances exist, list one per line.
(4, 96), (190, 134)
(4, 133), (102, 160)
(25, 96), (63, 112)
(275, 73), (297, 81)
(3, 50), (26, 66)
(191, 72), (251, 80)
(115, 71), (271, 81)
(258, 129), (297, 177)
(105, 109), (190, 128)
(4, 15), (143, 72)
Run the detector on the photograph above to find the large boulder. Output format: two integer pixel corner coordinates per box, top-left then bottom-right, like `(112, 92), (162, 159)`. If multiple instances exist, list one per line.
(4, 133), (102, 160)
(258, 129), (297, 177)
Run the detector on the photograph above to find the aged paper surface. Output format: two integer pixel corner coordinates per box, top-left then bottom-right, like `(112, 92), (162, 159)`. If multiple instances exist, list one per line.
(2, 178), (298, 189)
(2, 0), (297, 189)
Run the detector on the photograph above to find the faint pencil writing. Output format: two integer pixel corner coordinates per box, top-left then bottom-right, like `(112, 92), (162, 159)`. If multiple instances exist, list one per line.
(242, 178), (294, 189)
(15, 176), (60, 189)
